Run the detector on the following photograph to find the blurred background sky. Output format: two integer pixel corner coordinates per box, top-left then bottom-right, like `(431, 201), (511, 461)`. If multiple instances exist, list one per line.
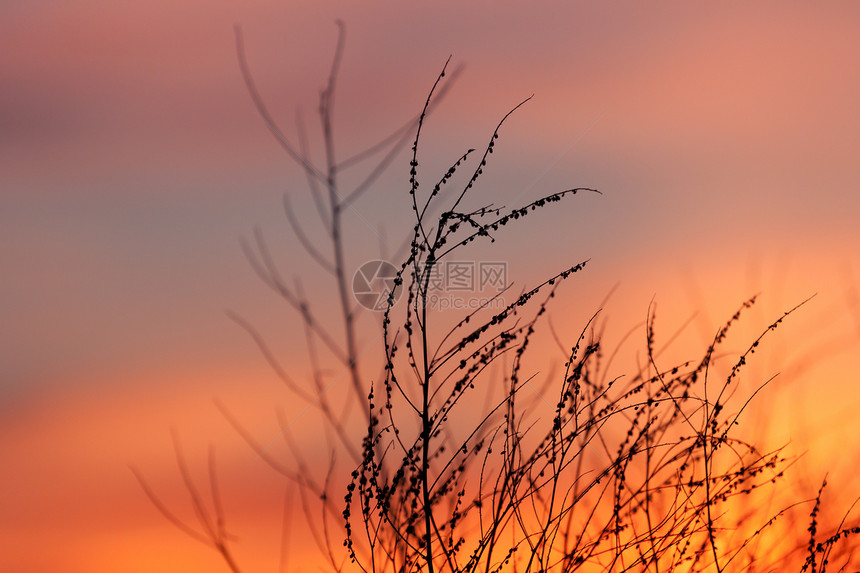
(2, 1), (860, 571)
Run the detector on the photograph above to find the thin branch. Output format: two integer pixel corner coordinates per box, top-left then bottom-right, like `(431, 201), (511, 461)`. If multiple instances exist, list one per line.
(130, 466), (212, 546)
(226, 311), (315, 403)
(341, 64), (464, 208)
(283, 193), (336, 273)
(215, 399), (298, 480)
(239, 228), (348, 365)
(295, 110), (332, 231)
(234, 24), (325, 183)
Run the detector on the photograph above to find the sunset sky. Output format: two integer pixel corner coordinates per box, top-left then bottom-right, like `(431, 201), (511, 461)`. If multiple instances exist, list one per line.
(3, 2), (860, 571)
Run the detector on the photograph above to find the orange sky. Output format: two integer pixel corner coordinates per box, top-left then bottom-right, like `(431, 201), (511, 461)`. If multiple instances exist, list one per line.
(3, 2), (860, 571)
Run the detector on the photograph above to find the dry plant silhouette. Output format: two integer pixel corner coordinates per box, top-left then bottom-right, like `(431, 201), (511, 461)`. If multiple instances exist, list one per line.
(133, 23), (860, 572)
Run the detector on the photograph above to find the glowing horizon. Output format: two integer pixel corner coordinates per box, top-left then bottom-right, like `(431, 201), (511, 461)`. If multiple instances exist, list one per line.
(3, 2), (860, 570)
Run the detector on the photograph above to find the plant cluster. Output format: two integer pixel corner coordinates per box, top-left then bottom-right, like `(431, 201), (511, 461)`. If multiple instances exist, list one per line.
(135, 24), (860, 573)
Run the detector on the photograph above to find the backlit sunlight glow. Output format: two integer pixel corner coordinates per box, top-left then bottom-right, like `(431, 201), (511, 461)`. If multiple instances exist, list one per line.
(3, 2), (860, 572)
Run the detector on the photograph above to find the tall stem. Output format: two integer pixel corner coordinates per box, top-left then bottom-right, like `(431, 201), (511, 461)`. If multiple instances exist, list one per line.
(421, 255), (435, 573)
(320, 36), (369, 422)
